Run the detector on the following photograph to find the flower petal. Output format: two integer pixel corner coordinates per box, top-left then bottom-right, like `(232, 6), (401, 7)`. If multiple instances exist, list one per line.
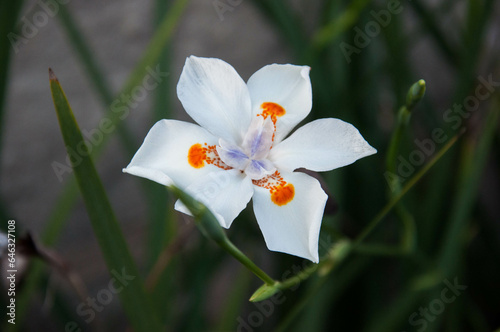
(241, 116), (274, 159)
(123, 120), (220, 189)
(252, 171), (327, 262)
(216, 139), (249, 170)
(244, 159), (276, 180)
(177, 56), (252, 144)
(174, 169), (254, 228)
(247, 64), (312, 143)
(270, 118), (377, 173)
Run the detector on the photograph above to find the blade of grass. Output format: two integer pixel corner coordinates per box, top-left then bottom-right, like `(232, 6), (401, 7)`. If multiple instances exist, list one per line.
(438, 100), (500, 275)
(250, 0), (308, 58)
(275, 257), (371, 332)
(366, 100), (499, 332)
(215, 266), (252, 331)
(409, 0), (459, 67)
(56, 5), (138, 156)
(421, 0), (494, 234)
(311, 0), (370, 51)
(49, 69), (162, 331)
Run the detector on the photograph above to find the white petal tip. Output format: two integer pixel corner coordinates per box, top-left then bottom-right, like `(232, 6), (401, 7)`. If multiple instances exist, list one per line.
(122, 165), (174, 186)
(267, 247), (319, 263)
(300, 66), (311, 78)
(366, 145), (377, 156)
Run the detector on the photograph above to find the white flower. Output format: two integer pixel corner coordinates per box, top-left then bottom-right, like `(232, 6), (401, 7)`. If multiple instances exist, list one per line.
(123, 56), (376, 262)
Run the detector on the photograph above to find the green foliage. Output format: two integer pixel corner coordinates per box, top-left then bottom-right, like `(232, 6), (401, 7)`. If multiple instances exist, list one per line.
(49, 69), (162, 332)
(0, 0), (499, 331)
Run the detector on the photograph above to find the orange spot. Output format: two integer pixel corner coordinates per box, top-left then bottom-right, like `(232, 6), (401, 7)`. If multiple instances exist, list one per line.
(261, 102), (286, 120)
(188, 143), (232, 170)
(258, 102), (285, 145)
(271, 184), (295, 206)
(188, 143), (206, 168)
(253, 171), (294, 206)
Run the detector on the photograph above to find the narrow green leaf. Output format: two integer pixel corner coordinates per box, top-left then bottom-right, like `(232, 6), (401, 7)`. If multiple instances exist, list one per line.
(56, 5), (138, 156)
(409, 0), (459, 67)
(215, 267), (252, 330)
(439, 101), (500, 274)
(49, 69), (162, 331)
(311, 0), (370, 50)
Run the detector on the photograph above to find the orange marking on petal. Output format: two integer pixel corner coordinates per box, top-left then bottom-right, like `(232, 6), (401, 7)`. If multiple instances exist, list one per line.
(258, 102), (286, 145)
(188, 143), (232, 170)
(271, 184), (295, 206)
(206, 144), (232, 170)
(252, 170), (294, 206)
(188, 143), (206, 168)
(261, 102), (286, 120)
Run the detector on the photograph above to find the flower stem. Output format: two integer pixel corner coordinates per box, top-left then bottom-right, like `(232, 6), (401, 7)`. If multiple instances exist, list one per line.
(354, 132), (461, 247)
(218, 238), (276, 286)
(385, 80), (425, 251)
(170, 185), (276, 286)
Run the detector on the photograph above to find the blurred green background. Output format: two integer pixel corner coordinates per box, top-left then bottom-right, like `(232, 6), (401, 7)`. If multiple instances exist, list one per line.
(1, 0), (499, 331)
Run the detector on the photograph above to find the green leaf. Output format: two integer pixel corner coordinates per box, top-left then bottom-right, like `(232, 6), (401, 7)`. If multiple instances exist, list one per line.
(311, 0), (371, 50)
(49, 69), (162, 332)
(438, 100), (500, 274)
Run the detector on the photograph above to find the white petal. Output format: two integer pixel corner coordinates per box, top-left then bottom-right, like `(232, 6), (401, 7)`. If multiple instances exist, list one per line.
(247, 64), (312, 143)
(252, 171), (327, 262)
(177, 56), (252, 144)
(123, 120), (219, 189)
(270, 118), (377, 173)
(174, 169), (254, 228)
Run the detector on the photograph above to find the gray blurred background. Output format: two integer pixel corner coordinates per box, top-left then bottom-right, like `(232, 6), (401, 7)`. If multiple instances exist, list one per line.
(2, 0), (500, 330)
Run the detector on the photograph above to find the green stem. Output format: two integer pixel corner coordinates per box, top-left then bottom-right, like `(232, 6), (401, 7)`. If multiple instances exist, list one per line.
(278, 264), (318, 290)
(385, 105), (411, 190)
(355, 132), (461, 246)
(171, 185), (276, 286)
(219, 238), (276, 286)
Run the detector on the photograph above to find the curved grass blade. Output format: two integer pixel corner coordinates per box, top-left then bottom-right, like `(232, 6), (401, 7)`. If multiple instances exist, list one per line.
(311, 0), (370, 51)
(49, 69), (162, 331)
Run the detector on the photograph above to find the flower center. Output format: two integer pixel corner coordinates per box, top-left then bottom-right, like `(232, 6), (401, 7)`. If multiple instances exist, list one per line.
(216, 116), (276, 180)
(186, 102), (294, 206)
